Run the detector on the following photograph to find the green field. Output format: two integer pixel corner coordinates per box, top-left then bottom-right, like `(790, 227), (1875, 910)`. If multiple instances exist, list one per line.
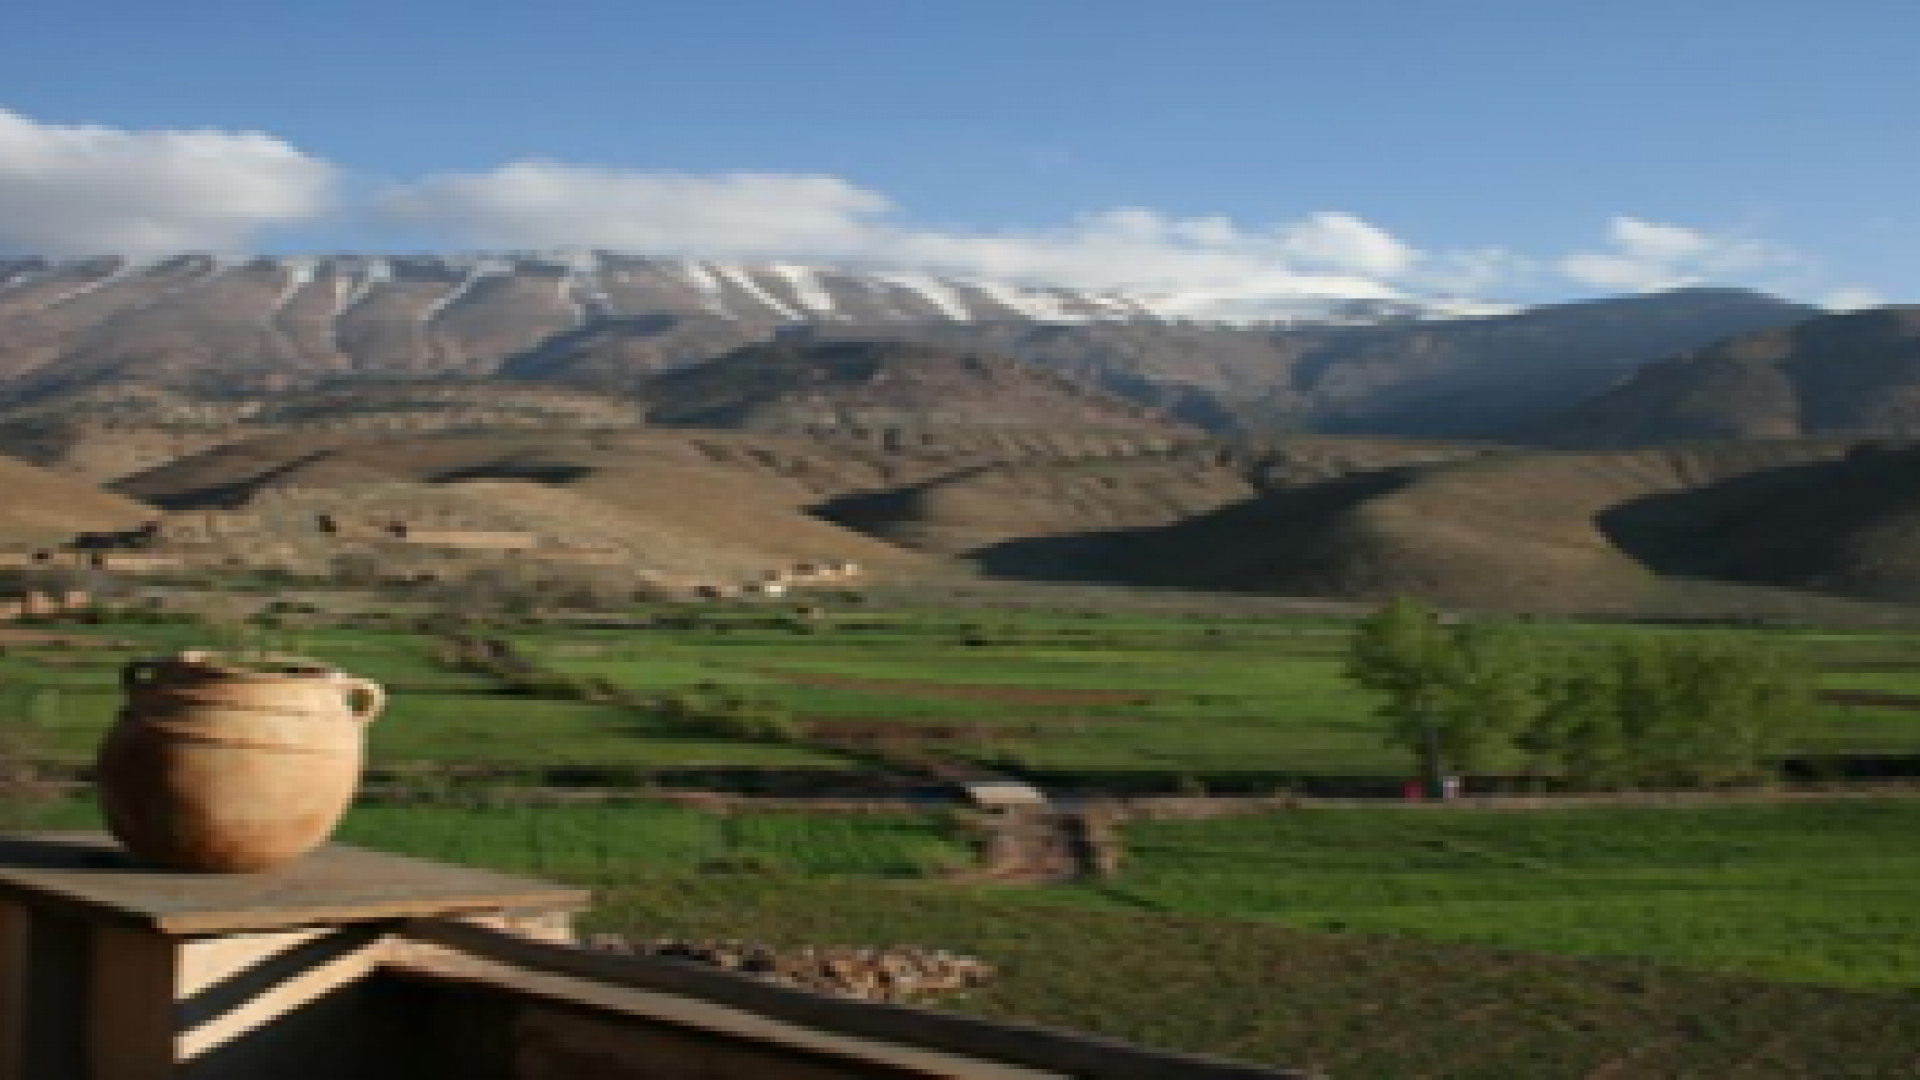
(17, 606), (1920, 782)
(13, 602), (1920, 1074)
(17, 792), (1920, 1075)
(1061, 802), (1920, 988)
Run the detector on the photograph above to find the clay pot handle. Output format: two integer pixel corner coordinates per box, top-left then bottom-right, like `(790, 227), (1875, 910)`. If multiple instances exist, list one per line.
(121, 659), (164, 692)
(341, 678), (386, 724)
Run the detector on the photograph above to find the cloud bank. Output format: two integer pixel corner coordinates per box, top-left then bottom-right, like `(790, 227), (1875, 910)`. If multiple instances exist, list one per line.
(1560, 216), (1797, 292)
(0, 109), (1883, 309)
(0, 109), (334, 257)
(376, 162), (1423, 301)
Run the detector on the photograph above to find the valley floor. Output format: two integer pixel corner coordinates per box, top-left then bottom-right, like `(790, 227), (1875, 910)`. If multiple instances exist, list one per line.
(11, 595), (1920, 1075)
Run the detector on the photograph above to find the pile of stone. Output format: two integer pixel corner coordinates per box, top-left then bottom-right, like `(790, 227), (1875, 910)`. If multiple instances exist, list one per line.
(583, 935), (994, 1002)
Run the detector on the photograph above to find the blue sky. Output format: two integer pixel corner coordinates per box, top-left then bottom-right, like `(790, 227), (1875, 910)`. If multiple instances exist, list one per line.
(1, 0), (1913, 308)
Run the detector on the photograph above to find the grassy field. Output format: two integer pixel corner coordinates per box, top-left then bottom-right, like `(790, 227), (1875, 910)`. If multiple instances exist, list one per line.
(1053, 802), (1920, 989)
(16, 605), (1920, 782)
(18, 794), (1920, 1076)
(578, 873), (1920, 1079)
(13, 603), (1920, 1074)
(522, 609), (1920, 782)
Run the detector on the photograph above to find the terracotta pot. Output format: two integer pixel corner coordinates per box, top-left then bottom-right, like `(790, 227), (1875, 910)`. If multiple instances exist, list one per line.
(96, 650), (385, 872)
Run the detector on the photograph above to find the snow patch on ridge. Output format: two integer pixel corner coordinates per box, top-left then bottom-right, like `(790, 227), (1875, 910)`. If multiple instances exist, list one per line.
(765, 263), (841, 317)
(35, 258), (141, 310)
(713, 264), (802, 321)
(266, 258), (316, 326)
(557, 271), (589, 325)
(671, 261), (734, 319)
(964, 281), (1092, 322)
(421, 257), (508, 325)
(871, 271), (974, 321)
(333, 257), (394, 316)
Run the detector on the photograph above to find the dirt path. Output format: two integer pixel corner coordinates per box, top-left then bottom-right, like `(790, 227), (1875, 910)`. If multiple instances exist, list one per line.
(969, 806), (1122, 883)
(975, 808), (1080, 883)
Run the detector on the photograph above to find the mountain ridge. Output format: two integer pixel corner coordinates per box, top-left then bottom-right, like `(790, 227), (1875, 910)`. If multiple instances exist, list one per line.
(1531, 306), (1920, 446)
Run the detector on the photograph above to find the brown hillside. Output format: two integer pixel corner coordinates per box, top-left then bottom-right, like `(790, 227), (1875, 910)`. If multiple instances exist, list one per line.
(1097, 440), (1920, 610)
(0, 455), (153, 540)
(111, 429), (948, 582)
(916, 439), (1920, 612)
(0, 381), (647, 482)
(823, 436), (1492, 570)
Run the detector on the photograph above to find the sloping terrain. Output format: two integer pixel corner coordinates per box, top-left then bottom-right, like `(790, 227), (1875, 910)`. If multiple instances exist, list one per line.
(14, 412), (1920, 612)
(0, 455), (153, 541)
(111, 429), (935, 582)
(821, 436), (1486, 563)
(1539, 306), (1920, 446)
(966, 439), (1920, 611)
(0, 382), (646, 482)
(791, 287), (1816, 435)
(636, 340), (1187, 433)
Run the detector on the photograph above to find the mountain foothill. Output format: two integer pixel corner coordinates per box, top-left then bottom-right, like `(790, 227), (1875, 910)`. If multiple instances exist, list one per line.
(3, 251), (1919, 614)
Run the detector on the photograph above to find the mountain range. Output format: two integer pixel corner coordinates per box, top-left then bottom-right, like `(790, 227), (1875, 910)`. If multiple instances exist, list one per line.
(0, 254), (1812, 438)
(9, 250), (1920, 615)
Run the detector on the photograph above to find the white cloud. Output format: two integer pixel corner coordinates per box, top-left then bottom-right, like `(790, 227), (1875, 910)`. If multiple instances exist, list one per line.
(1413, 247), (1536, 296)
(1822, 286), (1885, 311)
(1277, 212), (1419, 276)
(375, 162), (886, 254)
(1560, 216), (1798, 292)
(0, 109), (334, 256)
(0, 113), (1871, 312)
(376, 162), (1439, 307)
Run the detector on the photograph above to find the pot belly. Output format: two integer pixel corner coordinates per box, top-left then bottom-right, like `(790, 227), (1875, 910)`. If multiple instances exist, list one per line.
(98, 712), (364, 873)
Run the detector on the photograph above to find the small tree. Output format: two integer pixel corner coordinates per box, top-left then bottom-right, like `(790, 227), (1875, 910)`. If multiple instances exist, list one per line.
(1425, 621), (1545, 780)
(1346, 598), (1459, 796)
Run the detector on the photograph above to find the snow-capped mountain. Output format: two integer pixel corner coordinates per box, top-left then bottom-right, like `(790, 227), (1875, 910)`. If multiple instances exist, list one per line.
(0, 251), (1511, 397)
(0, 253), (1809, 440)
(0, 250), (1507, 330)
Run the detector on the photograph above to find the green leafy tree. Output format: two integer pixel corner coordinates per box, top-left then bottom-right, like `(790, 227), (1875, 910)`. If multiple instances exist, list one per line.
(1531, 635), (1810, 788)
(1426, 621), (1545, 779)
(1347, 603), (1806, 794)
(1346, 598), (1462, 795)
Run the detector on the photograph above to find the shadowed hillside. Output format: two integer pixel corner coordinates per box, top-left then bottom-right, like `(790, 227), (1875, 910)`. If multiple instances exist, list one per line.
(1538, 306), (1920, 446)
(821, 436), (1488, 564)
(930, 439), (1920, 612)
(789, 287), (1816, 436)
(636, 339), (1189, 433)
